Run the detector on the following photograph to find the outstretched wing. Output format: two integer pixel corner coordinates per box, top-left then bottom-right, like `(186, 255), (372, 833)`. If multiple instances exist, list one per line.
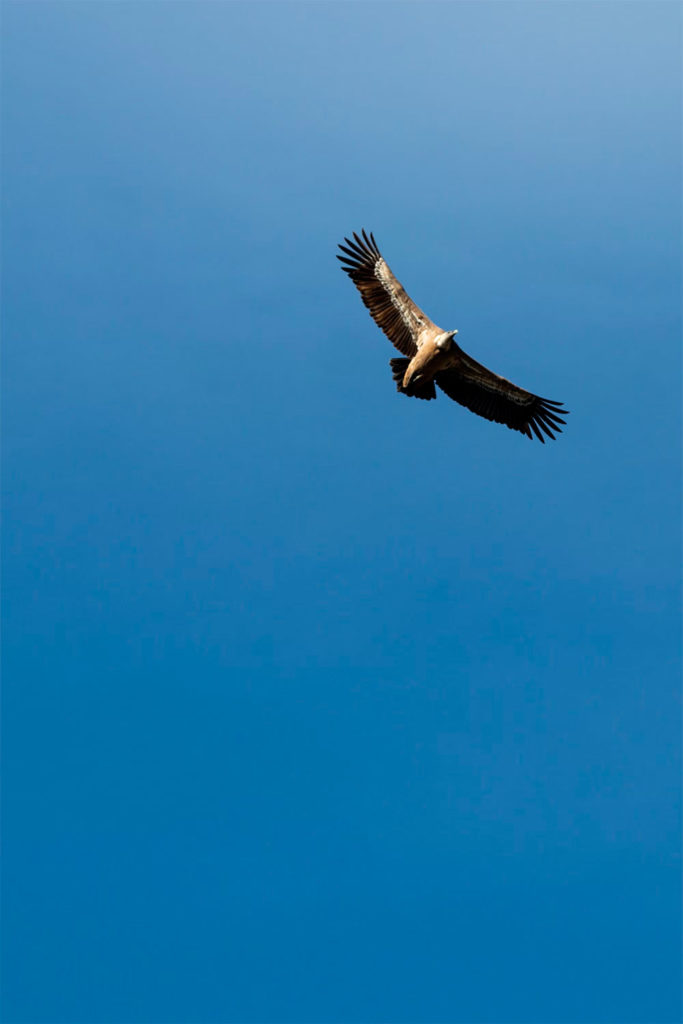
(436, 346), (569, 442)
(337, 230), (437, 357)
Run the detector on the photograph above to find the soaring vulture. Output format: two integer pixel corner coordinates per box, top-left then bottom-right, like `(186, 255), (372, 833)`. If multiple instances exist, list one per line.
(337, 230), (568, 442)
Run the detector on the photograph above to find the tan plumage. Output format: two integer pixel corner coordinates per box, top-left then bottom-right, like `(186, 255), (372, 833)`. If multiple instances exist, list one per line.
(337, 230), (569, 442)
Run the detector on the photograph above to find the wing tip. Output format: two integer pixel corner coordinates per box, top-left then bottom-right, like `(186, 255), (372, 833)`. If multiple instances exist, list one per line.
(337, 229), (381, 263)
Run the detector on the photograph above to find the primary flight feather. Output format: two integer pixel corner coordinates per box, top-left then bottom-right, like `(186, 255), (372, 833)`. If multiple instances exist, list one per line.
(337, 230), (569, 442)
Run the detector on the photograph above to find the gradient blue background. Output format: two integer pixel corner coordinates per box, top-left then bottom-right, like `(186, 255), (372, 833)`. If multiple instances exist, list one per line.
(2, 3), (681, 1022)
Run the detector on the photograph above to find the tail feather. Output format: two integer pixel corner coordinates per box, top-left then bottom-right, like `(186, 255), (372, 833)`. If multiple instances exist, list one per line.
(389, 358), (436, 401)
(390, 358), (409, 387)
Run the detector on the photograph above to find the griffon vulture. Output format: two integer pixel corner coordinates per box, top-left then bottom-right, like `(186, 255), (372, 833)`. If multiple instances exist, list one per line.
(337, 230), (568, 442)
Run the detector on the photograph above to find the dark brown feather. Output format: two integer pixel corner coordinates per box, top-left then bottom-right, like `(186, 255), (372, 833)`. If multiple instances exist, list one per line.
(435, 346), (569, 442)
(337, 230), (437, 358)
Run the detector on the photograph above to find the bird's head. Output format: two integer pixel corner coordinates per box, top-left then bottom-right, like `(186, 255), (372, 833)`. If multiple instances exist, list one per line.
(435, 330), (458, 352)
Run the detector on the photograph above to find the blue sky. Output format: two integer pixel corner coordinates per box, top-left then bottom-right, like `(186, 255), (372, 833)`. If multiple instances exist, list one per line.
(2, 3), (680, 1022)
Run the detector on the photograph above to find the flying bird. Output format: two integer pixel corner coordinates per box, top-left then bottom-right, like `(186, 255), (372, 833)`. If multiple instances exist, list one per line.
(337, 230), (568, 442)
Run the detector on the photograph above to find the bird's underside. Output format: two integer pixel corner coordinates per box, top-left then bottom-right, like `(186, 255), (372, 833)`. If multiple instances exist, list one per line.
(337, 229), (569, 442)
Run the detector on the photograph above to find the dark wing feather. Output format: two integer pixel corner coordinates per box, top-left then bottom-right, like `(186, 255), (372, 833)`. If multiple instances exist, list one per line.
(337, 230), (437, 357)
(436, 346), (569, 442)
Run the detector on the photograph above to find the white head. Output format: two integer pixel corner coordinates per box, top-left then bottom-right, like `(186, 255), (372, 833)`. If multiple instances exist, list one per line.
(435, 329), (458, 352)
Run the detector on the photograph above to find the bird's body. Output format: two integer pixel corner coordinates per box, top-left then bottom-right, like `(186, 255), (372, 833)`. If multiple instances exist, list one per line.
(393, 332), (462, 400)
(337, 230), (568, 442)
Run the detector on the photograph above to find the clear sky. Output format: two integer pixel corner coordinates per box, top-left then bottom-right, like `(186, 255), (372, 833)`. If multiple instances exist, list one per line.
(2, 3), (681, 1022)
